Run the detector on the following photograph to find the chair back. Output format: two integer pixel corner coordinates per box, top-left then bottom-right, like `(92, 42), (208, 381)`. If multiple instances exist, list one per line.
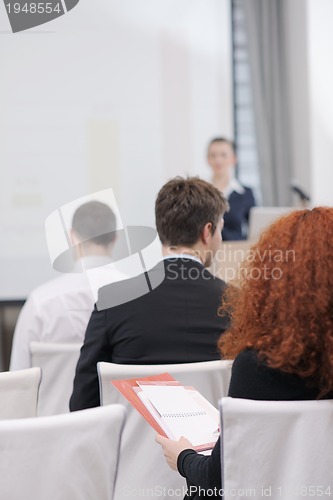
(30, 342), (82, 416)
(0, 367), (41, 419)
(0, 404), (126, 500)
(220, 397), (333, 500)
(98, 360), (232, 500)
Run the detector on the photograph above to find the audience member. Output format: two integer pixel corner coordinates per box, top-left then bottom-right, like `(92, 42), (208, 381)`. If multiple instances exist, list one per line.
(70, 177), (230, 411)
(157, 207), (333, 499)
(10, 201), (117, 370)
(207, 137), (255, 240)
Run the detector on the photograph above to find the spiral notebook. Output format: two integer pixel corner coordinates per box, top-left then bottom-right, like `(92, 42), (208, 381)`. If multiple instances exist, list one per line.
(112, 373), (219, 452)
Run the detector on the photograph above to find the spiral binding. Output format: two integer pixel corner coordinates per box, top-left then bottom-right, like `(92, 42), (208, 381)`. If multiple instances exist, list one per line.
(162, 411), (206, 418)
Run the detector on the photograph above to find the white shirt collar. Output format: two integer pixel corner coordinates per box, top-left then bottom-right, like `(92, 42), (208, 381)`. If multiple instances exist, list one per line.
(73, 256), (113, 273)
(223, 177), (245, 199)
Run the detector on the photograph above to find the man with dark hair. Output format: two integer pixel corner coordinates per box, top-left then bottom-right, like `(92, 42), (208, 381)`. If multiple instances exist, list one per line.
(72, 201), (117, 248)
(70, 177), (230, 411)
(10, 201), (118, 370)
(155, 176), (227, 266)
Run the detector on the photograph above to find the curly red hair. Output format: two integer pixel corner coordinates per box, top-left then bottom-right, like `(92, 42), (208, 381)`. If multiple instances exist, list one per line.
(218, 207), (333, 397)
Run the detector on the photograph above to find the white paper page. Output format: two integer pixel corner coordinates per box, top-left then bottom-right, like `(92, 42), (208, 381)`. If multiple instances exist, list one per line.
(136, 390), (176, 439)
(187, 389), (219, 422)
(137, 385), (218, 446)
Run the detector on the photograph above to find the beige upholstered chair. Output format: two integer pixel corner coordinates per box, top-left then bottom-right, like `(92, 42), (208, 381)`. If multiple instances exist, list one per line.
(0, 404), (126, 500)
(0, 367), (41, 419)
(30, 342), (82, 416)
(98, 360), (232, 500)
(220, 397), (333, 500)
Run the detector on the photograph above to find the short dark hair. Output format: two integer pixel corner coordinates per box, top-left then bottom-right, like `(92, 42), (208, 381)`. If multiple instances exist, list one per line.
(155, 177), (228, 246)
(207, 137), (236, 155)
(72, 201), (117, 246)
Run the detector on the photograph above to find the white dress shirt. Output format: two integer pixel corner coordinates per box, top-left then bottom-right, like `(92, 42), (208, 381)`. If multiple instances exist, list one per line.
(10, 256), (126, 371)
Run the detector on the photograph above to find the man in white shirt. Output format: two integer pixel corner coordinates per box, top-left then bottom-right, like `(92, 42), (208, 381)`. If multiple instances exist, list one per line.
(10, 201), (118, 370)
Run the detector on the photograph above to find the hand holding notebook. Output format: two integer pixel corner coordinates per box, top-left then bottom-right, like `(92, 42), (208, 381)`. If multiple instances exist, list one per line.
(112, 373), (219, 452)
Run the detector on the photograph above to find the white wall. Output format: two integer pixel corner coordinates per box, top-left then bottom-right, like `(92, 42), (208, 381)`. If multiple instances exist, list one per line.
(307, 0), (333, 206)
(285, 0), (333, 207)
(0, 0), (233, 299)
(284, 0), (311, 201)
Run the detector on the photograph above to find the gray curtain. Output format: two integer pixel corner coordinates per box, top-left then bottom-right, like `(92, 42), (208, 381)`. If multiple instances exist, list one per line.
(244, 0), (292, 206)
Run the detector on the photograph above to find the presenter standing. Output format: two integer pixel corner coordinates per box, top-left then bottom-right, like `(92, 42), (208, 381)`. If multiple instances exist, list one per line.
(207, 137), (255, 240)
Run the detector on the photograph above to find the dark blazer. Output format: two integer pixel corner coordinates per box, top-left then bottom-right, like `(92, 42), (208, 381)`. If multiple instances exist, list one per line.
(222, 186), (255, 241)
(70, 257), (229, 411)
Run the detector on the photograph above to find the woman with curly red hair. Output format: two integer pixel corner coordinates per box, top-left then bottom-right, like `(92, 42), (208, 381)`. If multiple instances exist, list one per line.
(156, 207), (333, 499)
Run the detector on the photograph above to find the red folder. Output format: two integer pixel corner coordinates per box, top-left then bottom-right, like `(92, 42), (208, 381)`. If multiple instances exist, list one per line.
(111, 373), (218, 452)
(112, 373), (179, 437)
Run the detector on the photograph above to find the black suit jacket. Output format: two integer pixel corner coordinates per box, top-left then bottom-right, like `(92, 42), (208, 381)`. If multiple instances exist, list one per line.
(70, 258), (229, 411)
